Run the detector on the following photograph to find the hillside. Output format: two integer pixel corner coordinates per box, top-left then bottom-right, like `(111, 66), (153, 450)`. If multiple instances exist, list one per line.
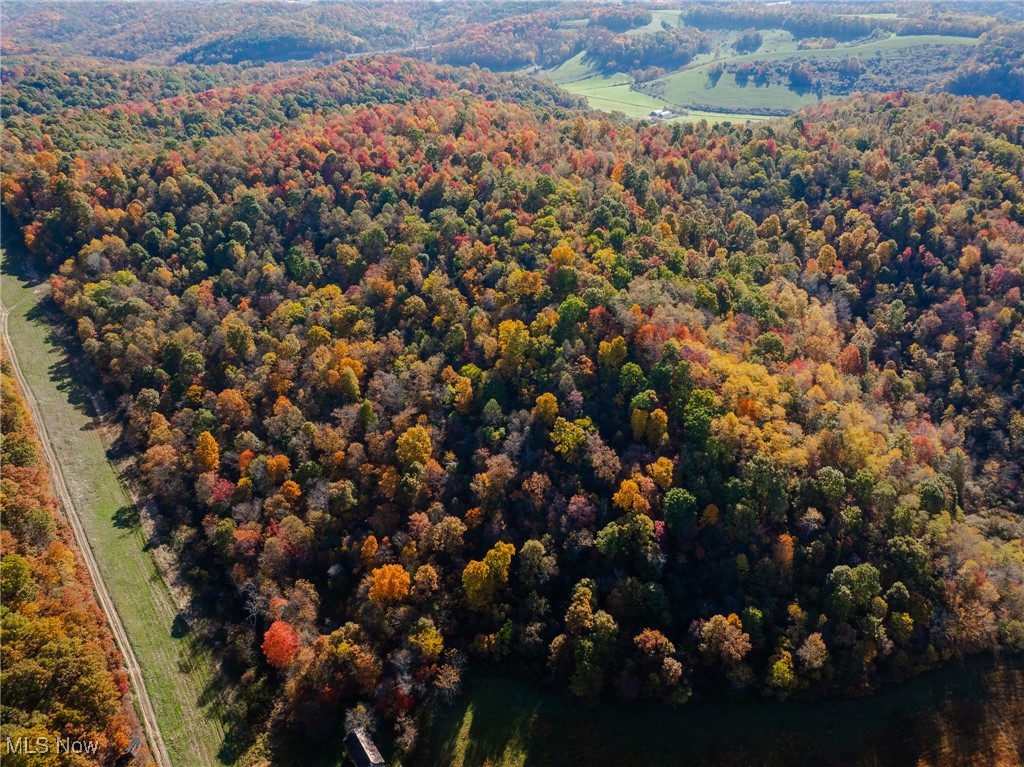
(5, 51), (1024, 760)
(2, 3), (1024, 766)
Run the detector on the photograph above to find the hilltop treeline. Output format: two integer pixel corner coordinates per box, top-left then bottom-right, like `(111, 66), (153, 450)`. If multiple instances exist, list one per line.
(683, 3), (997, 41)
(4, 47), (1023, 760)
(1, 56), (584, 152)
(945, 23), (1024, 102)
(586, 25), (710, 72)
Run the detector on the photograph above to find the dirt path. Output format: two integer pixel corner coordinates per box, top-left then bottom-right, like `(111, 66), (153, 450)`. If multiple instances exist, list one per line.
(0, 293), (174, 767)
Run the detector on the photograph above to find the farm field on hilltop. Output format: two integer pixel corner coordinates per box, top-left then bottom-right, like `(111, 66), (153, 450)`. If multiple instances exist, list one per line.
(638, 32), (980, 115)
(542, 29), (982, 123)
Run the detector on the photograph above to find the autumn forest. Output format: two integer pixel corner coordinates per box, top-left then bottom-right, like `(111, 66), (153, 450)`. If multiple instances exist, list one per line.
(2, 2), (1024, 766)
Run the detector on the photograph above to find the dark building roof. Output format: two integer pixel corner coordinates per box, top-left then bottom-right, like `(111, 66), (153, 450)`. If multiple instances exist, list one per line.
(344, 728), (385, 767)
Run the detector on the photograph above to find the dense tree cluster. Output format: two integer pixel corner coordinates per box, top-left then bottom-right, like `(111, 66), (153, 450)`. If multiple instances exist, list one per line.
(3, 0), (1024, 759)
(176, 20), (371, 66)
(721, 44), (971, 99)
(586, 26), (710, 72)
(416, 10), (586, 70)
(417, 11), (710, 74)
(4, 39), (1024, 758)
(733, 29), (764, 55)
(589, 8), (653, 34)
(0, 353), (142, 765)
(1, 56), (583, 153)
(945, 23), (1024, 103)
(1, 1), (421, 63)
(0, 58), (303, 118)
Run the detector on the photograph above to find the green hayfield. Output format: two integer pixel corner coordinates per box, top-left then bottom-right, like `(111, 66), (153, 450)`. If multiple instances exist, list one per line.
(754, 29), (804, 54)
(557, 63), (770, 122)
(647, 33), (979, 112)
(545, 53), (776, 123)
(705, 28), (804, 60)
(543, 53), (674, 118)
(656, 69), (824, 112)
(700, 31), (979, 69)
(560, 78), (672, 118)
(544, 30), (978, 124)
(0, 241), (231, 767)
(544, 51), (606, 85)
(624, 10), (681, 36)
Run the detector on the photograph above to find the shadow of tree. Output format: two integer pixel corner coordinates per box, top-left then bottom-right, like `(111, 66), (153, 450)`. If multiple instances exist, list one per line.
(1, 213), (45, 286)
(171, 613), (191, 639)
(113, 504), (141, 530)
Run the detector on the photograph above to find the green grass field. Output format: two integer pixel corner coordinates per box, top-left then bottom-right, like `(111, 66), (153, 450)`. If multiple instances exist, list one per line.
(624, 10), (681, 36)
(645, 33), (979, 113)
(0, 243), (231, 767)
(418, 658), (1024, 767)
(654, 68), (823, 112)
(560, 78), (671, 117)
(543, 29), (977, 125)
(554, 74), (771, 123)
(544, 51), (606, 85)
(545, 53), (770, 124)
(543, 52), (673, 119)
(700, 28), (805, 62)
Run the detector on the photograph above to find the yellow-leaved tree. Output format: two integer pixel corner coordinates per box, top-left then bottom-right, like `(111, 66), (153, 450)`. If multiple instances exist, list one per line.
(194, 431), (220, 473)
(368, 564), (411, 603)
(463, 541), (516, 610)
(397, 425), (432, 466)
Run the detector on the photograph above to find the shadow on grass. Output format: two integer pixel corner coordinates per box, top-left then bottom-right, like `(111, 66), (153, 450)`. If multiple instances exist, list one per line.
(417, 676), (543, 767)
(45, 348), (97, 416)
(113, 503), (142, 530)
(171, 613), (192, 639)
(415, 656), (1024, 767)
(170, 609), (256, 766)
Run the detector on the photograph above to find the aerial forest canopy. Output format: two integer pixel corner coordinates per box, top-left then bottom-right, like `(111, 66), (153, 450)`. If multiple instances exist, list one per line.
(1, 1), (1023, 764)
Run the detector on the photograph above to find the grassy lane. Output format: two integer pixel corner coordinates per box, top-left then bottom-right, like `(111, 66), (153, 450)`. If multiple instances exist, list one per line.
(0, 242), (229, 767)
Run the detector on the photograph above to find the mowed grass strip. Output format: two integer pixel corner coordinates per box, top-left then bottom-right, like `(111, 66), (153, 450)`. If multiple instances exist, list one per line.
(0, 253), (228, 767)
(543, 51), (604, 85)
(542, 55), (675, 119)
(551, 67), (774, 122)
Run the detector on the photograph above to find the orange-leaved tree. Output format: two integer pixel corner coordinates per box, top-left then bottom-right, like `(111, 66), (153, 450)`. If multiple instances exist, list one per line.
(262, 620), (300, 668)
